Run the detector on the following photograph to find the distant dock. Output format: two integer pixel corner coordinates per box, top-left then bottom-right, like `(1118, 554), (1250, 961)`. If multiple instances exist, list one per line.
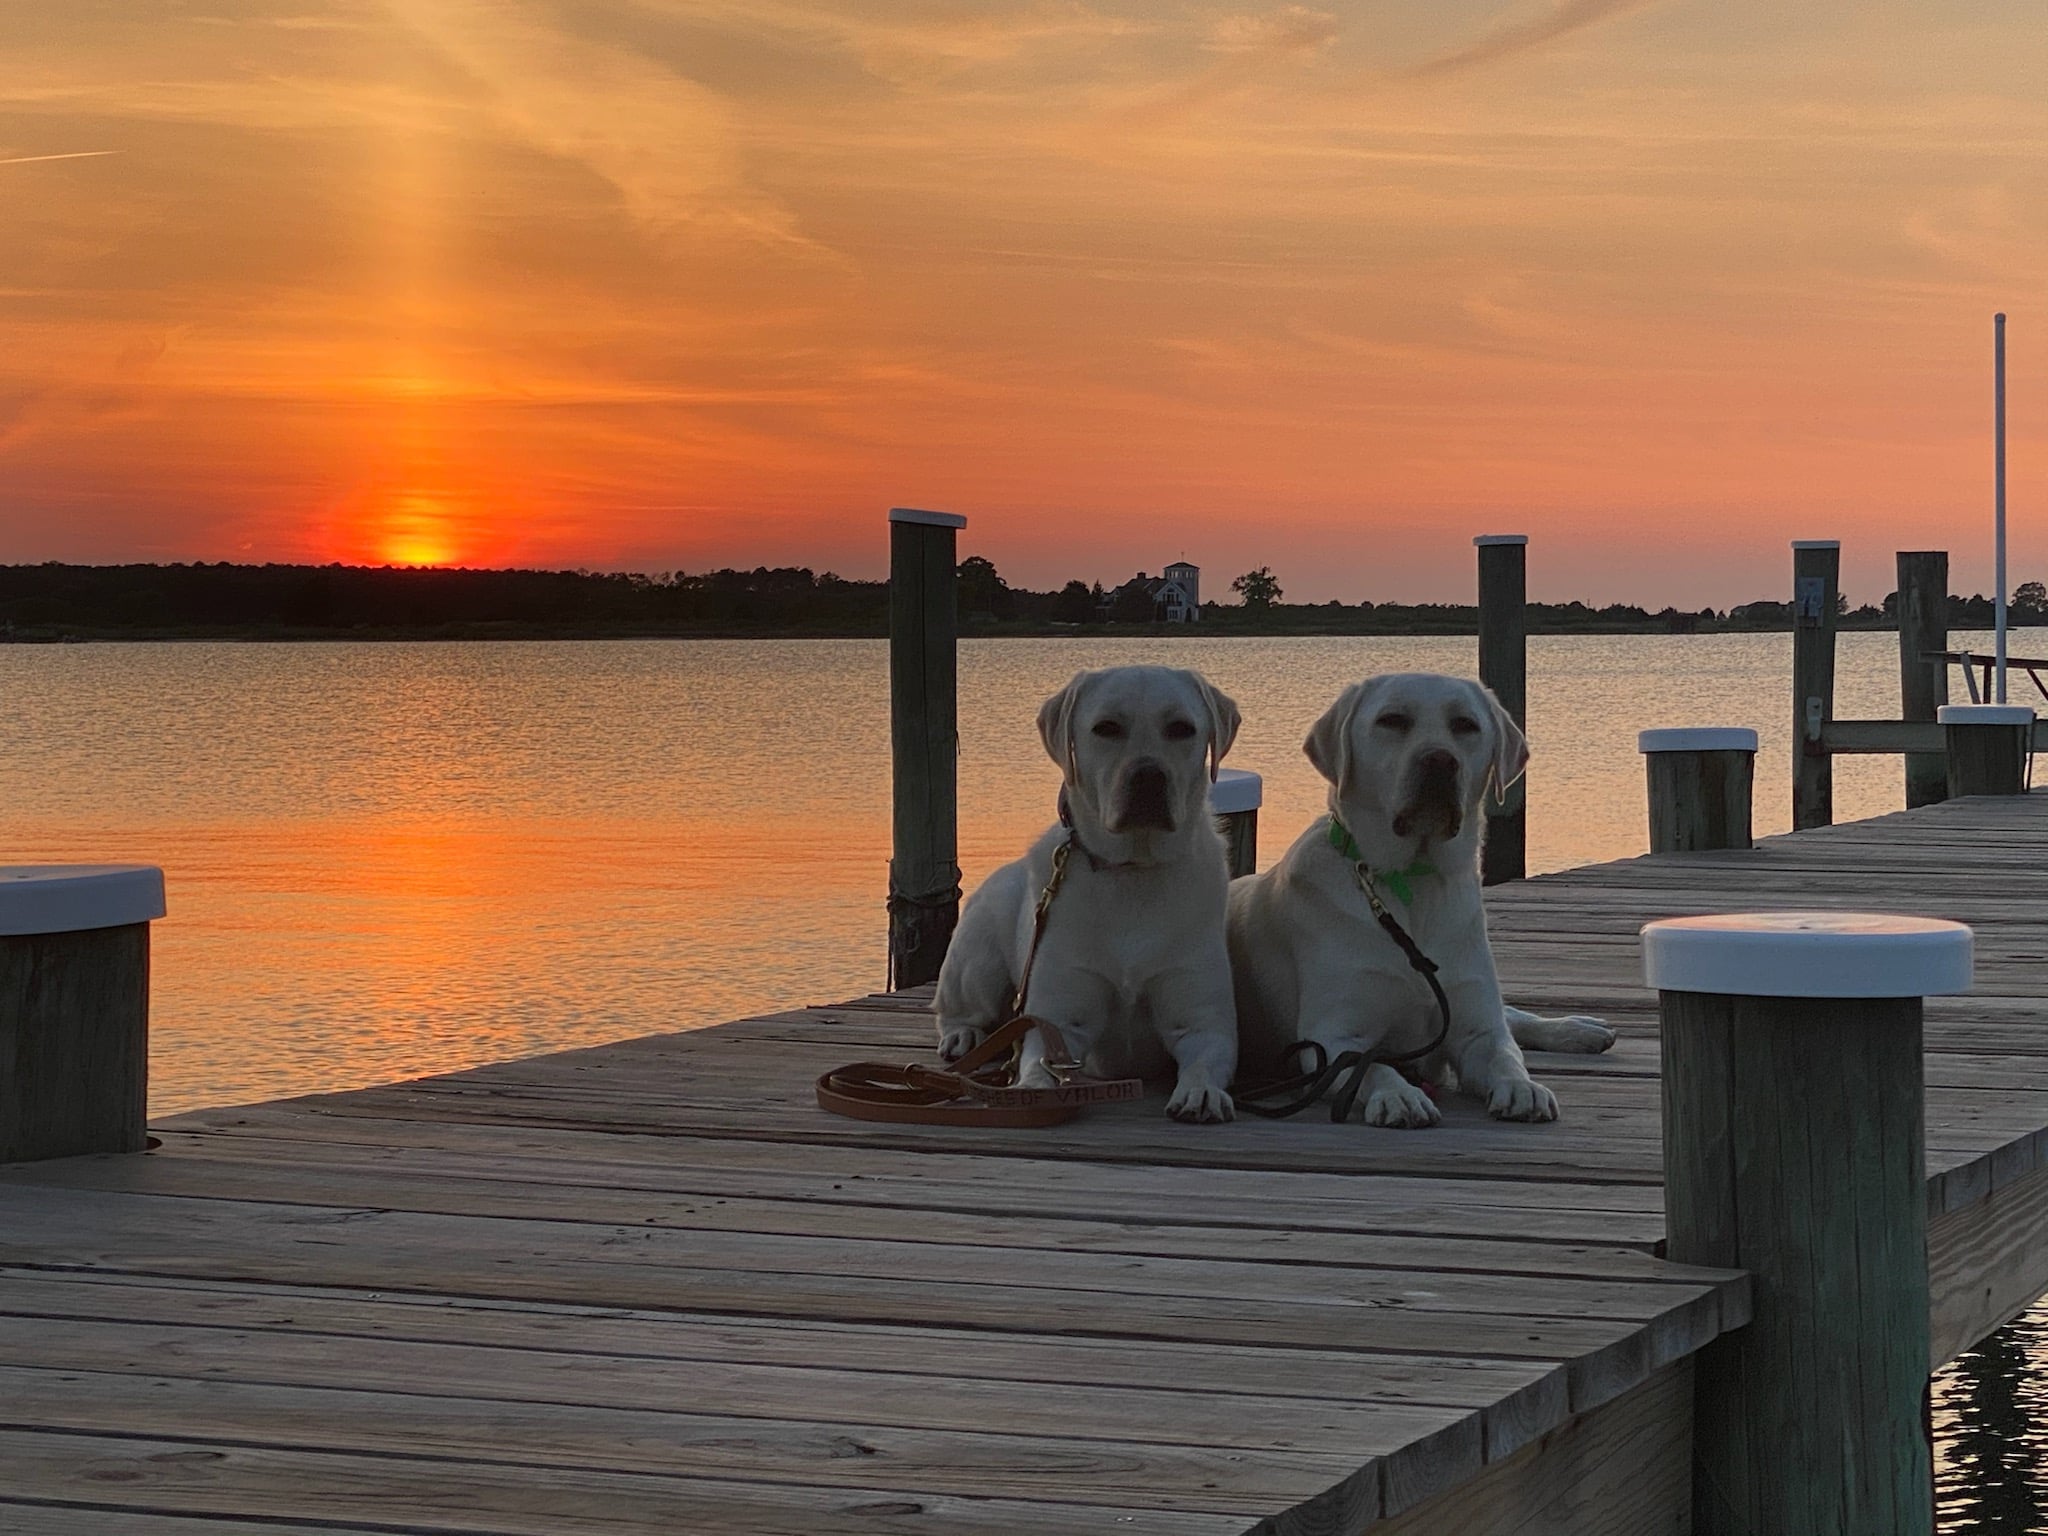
(1, 791), (2045, 1531)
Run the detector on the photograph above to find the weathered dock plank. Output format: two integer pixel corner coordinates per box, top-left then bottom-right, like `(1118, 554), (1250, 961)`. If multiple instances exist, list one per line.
(2, 791), (2047, 1532)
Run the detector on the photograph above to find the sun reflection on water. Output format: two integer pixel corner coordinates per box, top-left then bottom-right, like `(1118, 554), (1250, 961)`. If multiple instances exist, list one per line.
(1936, 1315), (2048, 1532)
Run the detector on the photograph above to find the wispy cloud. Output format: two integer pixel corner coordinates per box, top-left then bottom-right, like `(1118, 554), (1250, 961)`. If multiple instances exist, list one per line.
(0, 150), (119, 166)
(1206, 6), (1338, 55)
(1412, 0), (1656, 78)
(397, 0), (820, 254)
(1100, 6), (1339, 131)
(1, 0), (2044, 593)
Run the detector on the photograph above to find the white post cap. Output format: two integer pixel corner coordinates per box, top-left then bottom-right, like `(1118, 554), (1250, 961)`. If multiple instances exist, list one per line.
(1643, 912), (1972, 998)
(1790, 540), (1841, 550)
(1210, 768), (1262, 814)
(888, 507), (967, 528)
(1938, 703), (2035, 726)
(1473, 534), (1529, 547)
(0, 865), (166, 937)
(1638, 727), (1759, 754)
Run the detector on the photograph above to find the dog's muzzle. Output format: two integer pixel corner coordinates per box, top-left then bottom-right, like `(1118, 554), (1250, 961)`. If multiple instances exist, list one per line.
(1113, 761), (1176, 832)
(1393, 750), (1463, 840)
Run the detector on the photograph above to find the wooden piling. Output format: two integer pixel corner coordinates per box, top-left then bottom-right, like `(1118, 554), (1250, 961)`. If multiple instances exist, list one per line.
(887, 508), (965, 990)
(1940, 703), (2033, 798)
(1897, 551), (1950, 808)
(0, 866), (164, 1163)
(1212, 768), (1261, 879)
(1646, 911), (1973, 1536)
(1475, 535), (1527, 885)
(1791, 540), (1840, 830)
(1638, 729), (1755, 853)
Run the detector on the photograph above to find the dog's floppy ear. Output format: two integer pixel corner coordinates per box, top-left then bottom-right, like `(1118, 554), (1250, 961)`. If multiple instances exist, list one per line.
(1303, 679), (1372, 793)
(1196, 675), (1241, 782)
(1037, 671), (1093, 788)
(1477, 681), (1529, 804)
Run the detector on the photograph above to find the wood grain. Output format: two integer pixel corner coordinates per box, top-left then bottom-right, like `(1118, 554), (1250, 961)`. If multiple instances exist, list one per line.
(1792, 540), (1839, 829)
(1478, 535), (1527, 885)
(3, 789), (2047, 1530)
(1664, 992), (1931, 1536)
(887, 514), (960, 989)
(1645, 748), (1753, 854)
(0, 922), (149, 1162)
(1897, 550), (1950, 809)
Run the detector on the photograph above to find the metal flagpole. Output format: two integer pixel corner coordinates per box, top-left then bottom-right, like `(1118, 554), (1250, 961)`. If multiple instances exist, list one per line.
(1996, 312), (2008, 704)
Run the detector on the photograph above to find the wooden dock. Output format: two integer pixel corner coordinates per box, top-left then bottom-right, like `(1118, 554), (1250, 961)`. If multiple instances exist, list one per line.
(6, 794), (2048, 1532)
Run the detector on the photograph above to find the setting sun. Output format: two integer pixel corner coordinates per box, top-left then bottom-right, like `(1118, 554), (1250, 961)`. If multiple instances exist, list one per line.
(377, 494), (459, 568)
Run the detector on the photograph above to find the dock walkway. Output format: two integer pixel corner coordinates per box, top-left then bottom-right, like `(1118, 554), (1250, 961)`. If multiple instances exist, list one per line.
(6, 794), (2048, 1532)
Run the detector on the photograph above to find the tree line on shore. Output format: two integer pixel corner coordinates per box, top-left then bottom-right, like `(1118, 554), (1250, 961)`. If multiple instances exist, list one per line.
(0, 559), (2040, 639)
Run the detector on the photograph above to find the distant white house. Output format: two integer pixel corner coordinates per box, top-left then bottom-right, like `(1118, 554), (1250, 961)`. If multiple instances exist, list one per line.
(1102, 561), (1202, 624)
(1157, 561), (1200, 622)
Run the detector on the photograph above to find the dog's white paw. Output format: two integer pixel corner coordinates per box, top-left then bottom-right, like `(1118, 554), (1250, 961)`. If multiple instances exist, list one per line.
(1361, 1079), (1440, 1130)
(1517, 1014), (1615, 1054)
(936, 1024), (984, 1062)
(1487, 1076), (1559, 1122)
(1015, 1060), (1057, 1090)
(1166, 1080), (1235, 1124)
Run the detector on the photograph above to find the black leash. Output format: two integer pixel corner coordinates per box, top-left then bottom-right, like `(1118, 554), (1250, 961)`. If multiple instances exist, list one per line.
(1235, 868), (1453, 1122)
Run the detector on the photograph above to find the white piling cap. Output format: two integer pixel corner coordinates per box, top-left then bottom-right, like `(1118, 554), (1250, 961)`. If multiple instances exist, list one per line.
(1790, 540), (1841, 550)
(1938, 703), (2035, 725)
(1637, 727), (1758, 754)
(888, 507), (967, 528)
(1473, 534), (1529, 546)
(0, 865), (166, 937)
(1642, 912), (1973, 998)
(1211, 768), (1263, 814)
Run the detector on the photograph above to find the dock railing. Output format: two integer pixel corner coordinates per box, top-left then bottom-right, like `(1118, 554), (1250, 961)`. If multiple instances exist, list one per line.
(1797, 540), (2041, 824)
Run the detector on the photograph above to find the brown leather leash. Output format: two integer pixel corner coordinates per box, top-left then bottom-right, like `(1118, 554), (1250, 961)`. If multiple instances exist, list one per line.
(814, 1013), (1144, 1127)
(817, 834), (1146, 1126)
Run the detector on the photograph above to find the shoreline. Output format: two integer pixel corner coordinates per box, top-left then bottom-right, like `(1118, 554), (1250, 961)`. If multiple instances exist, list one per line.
(7, 617), (2028, 644)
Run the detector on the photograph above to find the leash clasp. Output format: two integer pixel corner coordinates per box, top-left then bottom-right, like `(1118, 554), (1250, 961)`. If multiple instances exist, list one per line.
(1355, 863), (1391, 920)
(1034, 839), (1072, 921)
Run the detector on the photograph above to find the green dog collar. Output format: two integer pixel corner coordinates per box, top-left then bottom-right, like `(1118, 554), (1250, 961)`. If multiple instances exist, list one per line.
(1328, 818), (1438, 906)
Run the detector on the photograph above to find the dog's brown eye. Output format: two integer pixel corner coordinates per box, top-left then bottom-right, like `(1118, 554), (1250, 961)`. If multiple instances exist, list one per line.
(1164, 720), (1197, 740)
(1091, 720), (1125, 739)
(1375, 712), (1413, 731)
(1450, 717), (1481, 736)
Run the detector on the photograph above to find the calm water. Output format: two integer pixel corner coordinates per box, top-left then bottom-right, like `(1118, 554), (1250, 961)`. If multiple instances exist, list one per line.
(1, 629), (2038, 1526)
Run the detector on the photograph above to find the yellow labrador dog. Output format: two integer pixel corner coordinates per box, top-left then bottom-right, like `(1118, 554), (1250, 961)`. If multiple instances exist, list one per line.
(1229, 673), (1602, 1128)
(935, 665), (1242, 1123)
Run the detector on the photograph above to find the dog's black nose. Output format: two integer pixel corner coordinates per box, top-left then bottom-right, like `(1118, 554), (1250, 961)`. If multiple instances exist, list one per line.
(1418, 749), (1458, 780)
(1120, 762), (1175, 830)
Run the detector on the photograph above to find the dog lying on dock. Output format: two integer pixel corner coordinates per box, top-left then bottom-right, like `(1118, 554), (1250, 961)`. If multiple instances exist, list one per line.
(1230, 673), (1608, 1128)
(934, 665), (1243, 1122)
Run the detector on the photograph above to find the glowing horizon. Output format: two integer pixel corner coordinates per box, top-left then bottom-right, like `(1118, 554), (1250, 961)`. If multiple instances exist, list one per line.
(1, 0), (2042, 606)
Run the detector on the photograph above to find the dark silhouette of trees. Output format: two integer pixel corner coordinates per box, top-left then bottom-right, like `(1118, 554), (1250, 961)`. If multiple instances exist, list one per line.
(957, 555), (1012, 618)
(0, 563), (889, 636)
(1232, 567), (1282, 608)
(5, 559), (2044, 639)
(1052, 580), (1095, 624)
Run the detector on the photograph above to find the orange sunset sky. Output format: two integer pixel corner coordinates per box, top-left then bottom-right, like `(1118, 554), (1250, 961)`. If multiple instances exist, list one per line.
(2, 1), (2043, 605)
